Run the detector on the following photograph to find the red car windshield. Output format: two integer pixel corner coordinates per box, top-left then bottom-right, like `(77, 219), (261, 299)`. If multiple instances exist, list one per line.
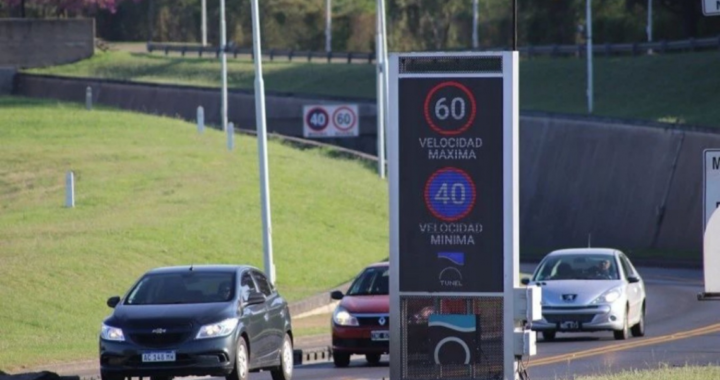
(346, 266), (389, 296)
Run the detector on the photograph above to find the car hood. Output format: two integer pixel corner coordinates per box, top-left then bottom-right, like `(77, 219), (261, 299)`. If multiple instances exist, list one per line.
(340, 295), (389, 314)
(535, 280), (625, 305)
(108, 302), (234, 329)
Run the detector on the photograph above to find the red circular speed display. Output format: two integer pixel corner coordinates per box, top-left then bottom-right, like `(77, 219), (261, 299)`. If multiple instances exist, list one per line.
(423, 81), (477, 136)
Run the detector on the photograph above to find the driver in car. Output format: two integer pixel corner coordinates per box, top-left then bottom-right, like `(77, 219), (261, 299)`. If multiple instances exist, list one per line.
(592, 259), (614, 279)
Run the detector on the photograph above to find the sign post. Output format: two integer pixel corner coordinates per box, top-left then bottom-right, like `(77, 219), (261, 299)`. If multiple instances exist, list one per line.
(700, 149), (720, 300)
(389, 52), (524, 379)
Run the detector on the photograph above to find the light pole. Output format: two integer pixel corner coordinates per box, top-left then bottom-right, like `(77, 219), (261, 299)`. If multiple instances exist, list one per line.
(201, 0), (207, 46)
(586, 0), (593, 114)
(375, 0), (387, 179)
(472, 0), (479, 49)
(647, 0), (653, 43)
(325, 0), (332, 54)
(220, 0), (228, 132)
(250, 0), (276, 285)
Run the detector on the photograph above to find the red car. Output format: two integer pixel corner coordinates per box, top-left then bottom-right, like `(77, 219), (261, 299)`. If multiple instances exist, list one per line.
(330, 262), (389, 367)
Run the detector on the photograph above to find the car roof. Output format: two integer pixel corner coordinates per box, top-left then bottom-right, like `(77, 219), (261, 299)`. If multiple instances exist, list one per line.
(545, 248), (620, 257)
(145, 264), (257, 274)
(366, 261), (389, 268)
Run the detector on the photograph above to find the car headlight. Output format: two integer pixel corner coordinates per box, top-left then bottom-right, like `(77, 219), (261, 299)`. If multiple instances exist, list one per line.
(100, 324), (125, 341)
(592, 287), (623, 304)
(332, 306), (359, 326)
(195, 318), (239, 340)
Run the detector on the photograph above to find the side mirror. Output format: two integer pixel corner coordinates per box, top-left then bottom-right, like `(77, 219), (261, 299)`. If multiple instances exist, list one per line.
(107, 296), (121, 308)
(521, 278), (530, 285)
(330, 290), (344, 300)
(627, 276), (640, 284)
(245, 290), (266, 306)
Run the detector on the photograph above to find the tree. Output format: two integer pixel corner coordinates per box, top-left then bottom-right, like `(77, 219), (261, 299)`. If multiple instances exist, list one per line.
(2, 0), (139, 18)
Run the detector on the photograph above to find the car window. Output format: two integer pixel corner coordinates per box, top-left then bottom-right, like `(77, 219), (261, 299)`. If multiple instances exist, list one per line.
(125, 271), (236, 305)
(533, 254), (619, 281)
(251, 270), (274, 297)
(346, 266), (389, 296)
(619, 255), (634, 278)
(240, 271), (257, 301)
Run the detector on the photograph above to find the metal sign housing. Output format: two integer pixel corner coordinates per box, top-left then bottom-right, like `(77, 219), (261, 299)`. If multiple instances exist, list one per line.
(389, 52), (519, 379)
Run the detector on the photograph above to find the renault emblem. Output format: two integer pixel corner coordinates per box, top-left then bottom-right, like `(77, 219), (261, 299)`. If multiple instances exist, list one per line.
(378, 317), (386, 326)
(151, 328), (167, 334)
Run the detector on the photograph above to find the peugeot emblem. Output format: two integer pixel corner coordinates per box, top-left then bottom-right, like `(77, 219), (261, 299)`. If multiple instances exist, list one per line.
(562, 294), (577, 302)
(378, 317), (386, 326)
(151, 328), (167, 334)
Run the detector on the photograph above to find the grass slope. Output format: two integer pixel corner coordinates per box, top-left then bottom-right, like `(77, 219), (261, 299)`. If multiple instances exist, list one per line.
(0, 96), (388, 371)
(27, 50), (720, 127)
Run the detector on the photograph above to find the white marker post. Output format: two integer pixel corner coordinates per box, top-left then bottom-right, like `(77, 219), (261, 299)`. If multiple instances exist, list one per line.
(65, 171), (75, 208)
(85, 87), (92, 110)
(251, 0), (276, 285)
(227, 122), (234, 151)
(197, 106), (205, 134)
(700, 149), (720, 300)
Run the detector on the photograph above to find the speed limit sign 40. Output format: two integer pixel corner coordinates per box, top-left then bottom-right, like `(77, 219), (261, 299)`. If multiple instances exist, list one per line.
(303, 104), (360, 138)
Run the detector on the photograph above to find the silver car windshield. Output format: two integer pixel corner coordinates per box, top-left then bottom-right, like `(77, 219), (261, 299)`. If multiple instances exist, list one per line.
(533, 254), (619, 281)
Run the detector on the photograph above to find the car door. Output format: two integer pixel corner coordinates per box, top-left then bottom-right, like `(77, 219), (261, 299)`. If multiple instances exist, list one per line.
(238, 270), (267, 368)
(251, 270), (285, 365)
(619, 254), (643, 323)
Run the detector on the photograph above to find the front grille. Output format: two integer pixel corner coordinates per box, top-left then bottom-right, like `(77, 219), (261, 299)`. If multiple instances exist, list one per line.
(544, 314), (596, 324)
(357, 315), (389, 327)
(129, 332), (189, 347)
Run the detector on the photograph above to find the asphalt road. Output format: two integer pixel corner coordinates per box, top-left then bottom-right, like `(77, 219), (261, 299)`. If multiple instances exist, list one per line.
(246, 265), (720, 380)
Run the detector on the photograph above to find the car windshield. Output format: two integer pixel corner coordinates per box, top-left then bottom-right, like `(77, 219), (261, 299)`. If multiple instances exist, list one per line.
(124, 271), (236, 305)
(346, 266), (389, 296)
(533, 254), (619, 281)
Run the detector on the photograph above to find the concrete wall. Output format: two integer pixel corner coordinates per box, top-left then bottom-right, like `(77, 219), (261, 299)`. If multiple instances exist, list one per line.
(0, 19), (95, 69)
(13, 74), (720, 255)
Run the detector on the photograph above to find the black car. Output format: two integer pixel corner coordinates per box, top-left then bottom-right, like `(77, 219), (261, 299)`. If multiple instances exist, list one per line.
(99, 265), (293, 380)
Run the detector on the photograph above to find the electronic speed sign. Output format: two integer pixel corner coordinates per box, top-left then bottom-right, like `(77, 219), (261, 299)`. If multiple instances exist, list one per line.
(388, 52), (519, 380)
(303, 104), (359, 138)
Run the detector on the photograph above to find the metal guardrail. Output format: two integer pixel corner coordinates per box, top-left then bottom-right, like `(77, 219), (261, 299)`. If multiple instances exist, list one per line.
(146, 42), (375, 64)
(147, 35), (720, 63)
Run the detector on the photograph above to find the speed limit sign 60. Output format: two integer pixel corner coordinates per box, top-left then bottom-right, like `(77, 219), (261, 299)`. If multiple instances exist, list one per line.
(423, 81), (477, 136)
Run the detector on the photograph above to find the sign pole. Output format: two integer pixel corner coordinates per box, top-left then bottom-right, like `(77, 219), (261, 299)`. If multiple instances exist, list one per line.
(251, 0), (276, 284)
(375, 0), (386, 179)
(201, 0), (207, 46)
(586, 0), (594, 114)
(220, 0), (228, 132)
(325, 0), (332, 54)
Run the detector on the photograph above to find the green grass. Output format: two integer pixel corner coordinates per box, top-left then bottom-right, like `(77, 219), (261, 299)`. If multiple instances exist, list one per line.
(0, 96), (388, 371)
(27, 50), (720, 128)
(565, 364), (720, 380)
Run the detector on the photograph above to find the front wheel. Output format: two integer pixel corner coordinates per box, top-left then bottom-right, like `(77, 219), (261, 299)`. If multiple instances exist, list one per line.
(365, 353), (381, 365)
(226, 337), (249, 380)
(333, 352), (350, 368)
(613, 307), (630, 340)
(271, 333), (294, 380)
(631, 303), (646, 337)
(542, 331), (556, 341)
(100, 372), (123, 380)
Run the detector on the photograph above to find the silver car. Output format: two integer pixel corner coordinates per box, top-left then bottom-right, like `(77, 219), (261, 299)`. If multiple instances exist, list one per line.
(523, 248), (646, 341)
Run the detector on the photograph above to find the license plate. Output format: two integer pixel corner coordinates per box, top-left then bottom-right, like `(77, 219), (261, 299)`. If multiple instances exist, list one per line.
(142, 351), (176, 362)
(561, 321), (579, 330)
(371, 330), (389, 341)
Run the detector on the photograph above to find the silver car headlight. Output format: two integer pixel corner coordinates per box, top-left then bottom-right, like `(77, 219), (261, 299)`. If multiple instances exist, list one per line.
(195, 318), (239, 340)
(332, 306), (359, 326)
(100, 324), (125, 341)
(592, 287), (623, 304)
